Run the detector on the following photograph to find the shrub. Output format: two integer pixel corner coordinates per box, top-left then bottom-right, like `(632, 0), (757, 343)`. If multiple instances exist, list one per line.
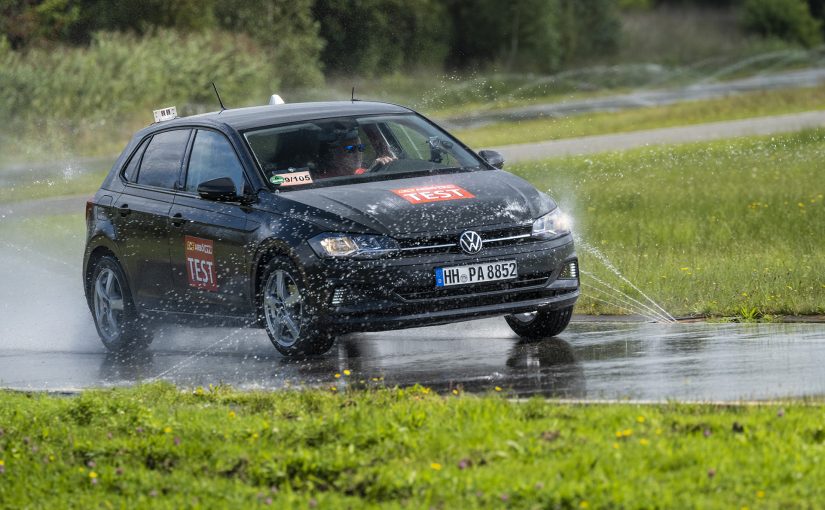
(314, 0), (451, 76)
(618, 0), (655, 10)
(0, 29), (279, 122)
(743, 0), (823, 47)
(559, 0), (622, 65)
(214, 0), (324, 89)
(1, 0), (324, 91)
(446, 0), (563, 73)
(443, 0), (620, 71)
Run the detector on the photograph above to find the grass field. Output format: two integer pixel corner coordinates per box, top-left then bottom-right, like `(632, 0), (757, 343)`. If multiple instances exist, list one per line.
(454, 86), (825, 149)
(509, 129), (825, 318)
(0, 383), (822, 508)
(0, 170), (107, 203)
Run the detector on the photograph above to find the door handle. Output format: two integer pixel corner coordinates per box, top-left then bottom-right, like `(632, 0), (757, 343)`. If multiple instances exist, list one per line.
(170, 212), (186, 227)
(118, 204), (131, 217)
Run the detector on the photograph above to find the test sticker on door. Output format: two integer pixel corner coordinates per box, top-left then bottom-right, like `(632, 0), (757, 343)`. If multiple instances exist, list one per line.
(185, 236), (217, 291)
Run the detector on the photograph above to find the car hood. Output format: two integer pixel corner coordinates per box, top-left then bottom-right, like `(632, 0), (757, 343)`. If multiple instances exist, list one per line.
(270, 170), (555, 235)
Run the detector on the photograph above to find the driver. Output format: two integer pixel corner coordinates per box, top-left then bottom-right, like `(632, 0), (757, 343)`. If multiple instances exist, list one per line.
(316, 124), (395, 178)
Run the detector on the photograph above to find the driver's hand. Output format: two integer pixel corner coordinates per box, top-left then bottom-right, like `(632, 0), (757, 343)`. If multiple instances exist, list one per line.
(374, 155), (396, 165)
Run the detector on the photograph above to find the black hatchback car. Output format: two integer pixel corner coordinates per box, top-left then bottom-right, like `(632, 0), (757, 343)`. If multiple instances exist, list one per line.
(83, 101), (579, 355)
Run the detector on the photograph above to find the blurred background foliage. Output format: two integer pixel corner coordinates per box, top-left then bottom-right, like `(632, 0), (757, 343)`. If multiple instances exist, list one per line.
(1, 0), (825, 161)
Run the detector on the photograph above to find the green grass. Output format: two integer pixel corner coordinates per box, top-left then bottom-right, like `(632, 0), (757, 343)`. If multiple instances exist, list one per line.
(0, 213), (85, 251)
(510, 129), (825, 318)
(0, 383), (822, 508)
(0, 170), (107, 204)
(454, 86), (825, 149)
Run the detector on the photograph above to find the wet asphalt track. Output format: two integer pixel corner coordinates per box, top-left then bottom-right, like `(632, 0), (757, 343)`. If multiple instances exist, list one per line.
(3, 199), (825, 401)
(2, 311), (825, 401)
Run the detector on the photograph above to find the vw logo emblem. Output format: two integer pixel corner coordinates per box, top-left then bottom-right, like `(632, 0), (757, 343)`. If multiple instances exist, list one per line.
(459, 230), (483, 255)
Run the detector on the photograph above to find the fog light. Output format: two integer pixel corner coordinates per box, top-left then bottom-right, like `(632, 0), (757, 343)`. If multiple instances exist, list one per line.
(331, 288), (347, 305)
(559, 260), (578, 279)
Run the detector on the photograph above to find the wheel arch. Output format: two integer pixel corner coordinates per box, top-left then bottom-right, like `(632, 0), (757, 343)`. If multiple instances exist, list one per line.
(250, 238), (304, 320)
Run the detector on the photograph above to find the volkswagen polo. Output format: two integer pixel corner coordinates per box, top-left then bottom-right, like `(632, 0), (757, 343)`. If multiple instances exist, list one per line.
(83, 100), (579, 355)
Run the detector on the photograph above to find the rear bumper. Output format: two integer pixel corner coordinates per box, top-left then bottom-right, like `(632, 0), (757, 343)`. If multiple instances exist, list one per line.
(302, 235), (580, 333)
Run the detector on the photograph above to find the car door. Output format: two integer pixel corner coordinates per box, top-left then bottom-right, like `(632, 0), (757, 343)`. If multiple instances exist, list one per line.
(114, 128), (192, 311)
(169, 128), (258, 317)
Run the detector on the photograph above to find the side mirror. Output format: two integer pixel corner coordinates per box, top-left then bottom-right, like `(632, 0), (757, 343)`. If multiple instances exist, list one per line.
(478, 149), (505, 169)
(197, 177), (242, 202)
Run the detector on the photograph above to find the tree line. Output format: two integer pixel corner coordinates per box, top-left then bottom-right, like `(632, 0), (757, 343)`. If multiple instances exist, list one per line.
(1, 0), (823, 84)
(0, 0), (622, 79)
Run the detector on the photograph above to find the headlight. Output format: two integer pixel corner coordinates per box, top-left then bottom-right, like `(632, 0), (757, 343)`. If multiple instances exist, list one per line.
(531, 208), (572, 239)
(309, 233), (400, 259)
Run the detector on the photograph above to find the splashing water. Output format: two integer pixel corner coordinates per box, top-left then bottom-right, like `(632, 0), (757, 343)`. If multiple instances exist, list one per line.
(582, 275), (672, 323)
(575, 235), (677, 323)
(62, 162), (79, 180)
(149, 324), (253, 381)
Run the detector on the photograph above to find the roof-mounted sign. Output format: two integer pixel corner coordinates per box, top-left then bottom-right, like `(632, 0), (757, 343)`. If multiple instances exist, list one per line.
(153, 106), (177, 123)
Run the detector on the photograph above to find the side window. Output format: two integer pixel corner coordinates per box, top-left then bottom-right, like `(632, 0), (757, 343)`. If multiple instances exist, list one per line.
(136, 129), (191, 189)
(185, 130), (246, 195)
(122, 138), (149, 182)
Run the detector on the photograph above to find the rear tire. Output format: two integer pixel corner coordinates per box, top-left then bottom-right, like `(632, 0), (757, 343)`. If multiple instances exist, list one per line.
(260, 257), (335, 356)
(90, 256), (152, 352)
(505, 306), (573, 340)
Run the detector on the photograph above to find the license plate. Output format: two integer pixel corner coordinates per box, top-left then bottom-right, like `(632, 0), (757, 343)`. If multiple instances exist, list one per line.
(435, 260), (518, 287)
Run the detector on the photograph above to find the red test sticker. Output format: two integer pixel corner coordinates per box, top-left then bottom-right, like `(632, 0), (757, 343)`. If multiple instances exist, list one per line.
(185, 236), (217, 292)
(391, 184), (475, 204)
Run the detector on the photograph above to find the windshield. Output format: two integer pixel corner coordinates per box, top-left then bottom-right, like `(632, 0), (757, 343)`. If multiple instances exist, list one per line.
(244, 114), (482, 190)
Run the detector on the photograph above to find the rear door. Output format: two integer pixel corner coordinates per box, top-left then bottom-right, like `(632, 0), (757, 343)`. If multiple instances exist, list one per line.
(114, 128), (192, 311)
(169, 128), (258, 317)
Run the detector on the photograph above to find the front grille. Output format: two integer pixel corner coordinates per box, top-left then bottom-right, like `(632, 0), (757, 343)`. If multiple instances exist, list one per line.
(397, 224), (534, 255)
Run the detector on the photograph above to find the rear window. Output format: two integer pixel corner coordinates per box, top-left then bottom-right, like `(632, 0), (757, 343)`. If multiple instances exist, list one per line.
(136, 129), (191, 189)
(244, 114), (481, 190)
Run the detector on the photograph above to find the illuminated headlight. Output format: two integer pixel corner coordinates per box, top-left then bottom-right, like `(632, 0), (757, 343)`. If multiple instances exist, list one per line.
(309, 233), (399, 259)
(531, 208), (572, 239)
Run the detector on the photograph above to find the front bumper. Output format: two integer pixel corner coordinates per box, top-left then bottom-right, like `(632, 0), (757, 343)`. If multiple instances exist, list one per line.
(300, 235), (579, 333)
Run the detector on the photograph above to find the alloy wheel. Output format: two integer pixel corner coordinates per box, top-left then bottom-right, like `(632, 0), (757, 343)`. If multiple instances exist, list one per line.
(263, 269), (303, 346)
(93, 268), (125, 341)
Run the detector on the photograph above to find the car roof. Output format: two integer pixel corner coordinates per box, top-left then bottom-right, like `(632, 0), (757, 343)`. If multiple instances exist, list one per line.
(139, 101), (414, 135)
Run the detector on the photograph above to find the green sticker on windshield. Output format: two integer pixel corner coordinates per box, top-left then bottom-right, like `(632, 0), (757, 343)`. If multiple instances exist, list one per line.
(270, 175), (286, 186)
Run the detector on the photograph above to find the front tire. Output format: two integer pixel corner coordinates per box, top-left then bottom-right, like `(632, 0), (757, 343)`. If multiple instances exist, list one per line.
(90, 255), (152, 352)
(260, 257), (334, 356)
(505, 306), (574, 340)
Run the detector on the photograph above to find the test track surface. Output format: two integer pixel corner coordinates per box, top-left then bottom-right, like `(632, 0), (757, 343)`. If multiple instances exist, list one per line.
(492, 110), (825, 163)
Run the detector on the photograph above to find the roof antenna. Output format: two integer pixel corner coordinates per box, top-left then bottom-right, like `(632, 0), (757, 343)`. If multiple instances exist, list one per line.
(212, 81), (227, 111)
(351, 86), (357, 102)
